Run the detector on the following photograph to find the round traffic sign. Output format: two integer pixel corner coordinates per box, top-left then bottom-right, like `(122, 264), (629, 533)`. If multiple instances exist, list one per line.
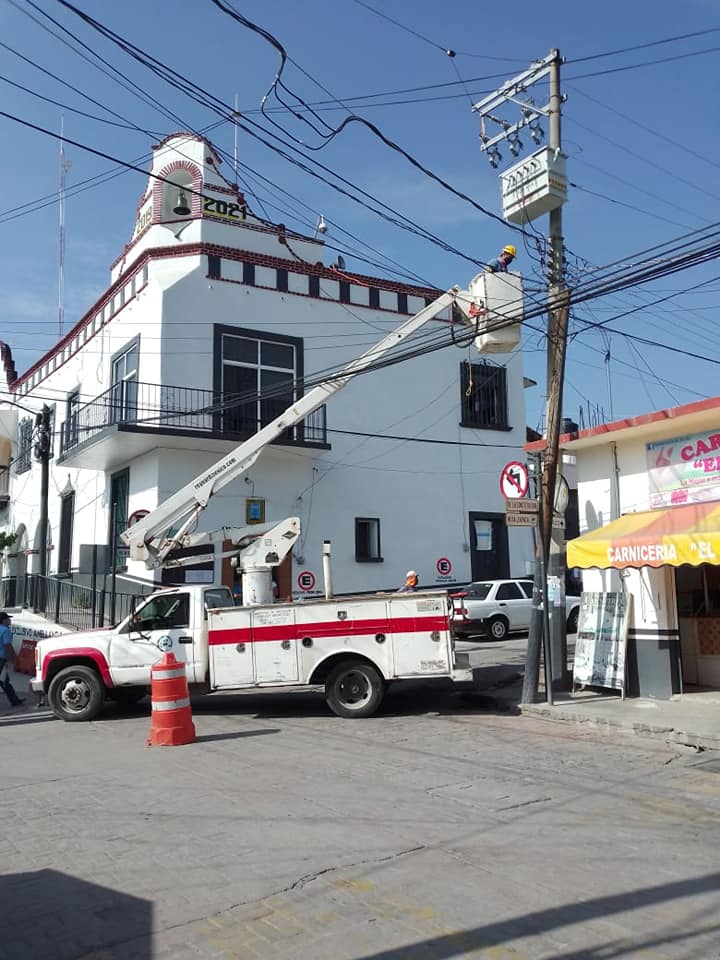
(500, 461), (529, 499)
(297, 570), (316, 592)
(127, 509), (150, 528)
(436, 557), (452, 576)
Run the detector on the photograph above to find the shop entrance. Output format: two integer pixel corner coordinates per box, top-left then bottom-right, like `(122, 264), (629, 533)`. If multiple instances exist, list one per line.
(675, 565), (720, 689)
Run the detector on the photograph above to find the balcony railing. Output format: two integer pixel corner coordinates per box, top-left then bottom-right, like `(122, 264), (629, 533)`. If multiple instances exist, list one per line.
(59, 380), (327, 456)
(0, 466), (9, 503)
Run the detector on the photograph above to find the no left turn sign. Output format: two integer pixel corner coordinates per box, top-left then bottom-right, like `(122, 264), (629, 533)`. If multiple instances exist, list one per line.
(500, 461), (529, 499)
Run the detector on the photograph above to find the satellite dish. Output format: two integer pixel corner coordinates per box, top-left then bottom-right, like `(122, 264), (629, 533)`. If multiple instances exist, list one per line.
(334, 255), (346, 271)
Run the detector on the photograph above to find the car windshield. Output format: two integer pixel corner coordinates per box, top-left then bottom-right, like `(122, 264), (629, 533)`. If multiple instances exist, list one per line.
(467, 582), (493, 600)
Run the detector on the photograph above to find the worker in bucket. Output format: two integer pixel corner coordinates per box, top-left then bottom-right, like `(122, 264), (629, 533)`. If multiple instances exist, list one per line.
(485, 244), (516, 273)
(397, 570), (419, 593)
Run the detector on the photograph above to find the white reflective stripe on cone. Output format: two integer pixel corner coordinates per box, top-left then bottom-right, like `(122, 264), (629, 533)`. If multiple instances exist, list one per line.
(152, 697), (191, 711)
(153, 667), (187, 679)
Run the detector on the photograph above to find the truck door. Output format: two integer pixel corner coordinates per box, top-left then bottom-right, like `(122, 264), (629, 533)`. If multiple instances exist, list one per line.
(389, 594), (451, 677)
(252, 606), (299, 684)
(110, 591), (195, 685)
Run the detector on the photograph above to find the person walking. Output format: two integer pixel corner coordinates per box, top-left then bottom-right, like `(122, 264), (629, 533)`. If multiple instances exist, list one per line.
(397, 570), (419, 593)
(0, 612), (24, 708)
(485, 245), (517, 273)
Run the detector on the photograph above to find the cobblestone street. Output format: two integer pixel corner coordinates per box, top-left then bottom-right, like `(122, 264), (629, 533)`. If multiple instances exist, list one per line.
(2, 671), (720, 959)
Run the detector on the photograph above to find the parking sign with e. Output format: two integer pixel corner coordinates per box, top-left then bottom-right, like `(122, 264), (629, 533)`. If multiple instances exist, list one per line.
(436, 557), (452, 576)
(297, 570), (316, 592)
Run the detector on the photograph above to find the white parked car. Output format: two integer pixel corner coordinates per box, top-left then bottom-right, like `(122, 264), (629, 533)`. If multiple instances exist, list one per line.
(451, 579), (581, 640)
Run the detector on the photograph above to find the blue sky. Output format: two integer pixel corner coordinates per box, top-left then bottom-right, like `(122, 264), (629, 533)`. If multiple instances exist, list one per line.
(1, 0), (719, 431)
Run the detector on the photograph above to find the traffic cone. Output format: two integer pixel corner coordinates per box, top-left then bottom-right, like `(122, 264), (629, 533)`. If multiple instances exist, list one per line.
(147, 652), (196, 747)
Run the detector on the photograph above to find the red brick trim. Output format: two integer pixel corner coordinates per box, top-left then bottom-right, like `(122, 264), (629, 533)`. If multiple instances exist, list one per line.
(12, 242), (439, 392)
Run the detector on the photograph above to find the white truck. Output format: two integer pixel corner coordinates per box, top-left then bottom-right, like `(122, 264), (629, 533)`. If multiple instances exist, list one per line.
(31, 278), (523, 720)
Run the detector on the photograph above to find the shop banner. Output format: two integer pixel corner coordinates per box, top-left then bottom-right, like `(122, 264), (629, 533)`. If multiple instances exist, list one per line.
(573, 592), (632, 694)
(647, 430), (720, 508)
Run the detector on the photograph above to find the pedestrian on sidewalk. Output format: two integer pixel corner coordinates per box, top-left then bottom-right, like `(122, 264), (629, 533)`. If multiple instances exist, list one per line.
(0, 612), (24, 708)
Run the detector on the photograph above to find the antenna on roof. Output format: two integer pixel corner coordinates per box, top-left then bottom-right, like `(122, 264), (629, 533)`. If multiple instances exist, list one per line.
(57, 115), (72, 339)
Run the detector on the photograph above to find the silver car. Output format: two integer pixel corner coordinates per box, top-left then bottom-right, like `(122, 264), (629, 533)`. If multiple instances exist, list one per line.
(451, 579), (580, 640)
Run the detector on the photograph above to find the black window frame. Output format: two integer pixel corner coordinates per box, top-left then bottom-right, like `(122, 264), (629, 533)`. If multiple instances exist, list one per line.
(308, 275), (320, 298)
(397, 292), (408, 314)
(459, 360), (510, 431)
(277, 268), (289, 292)
(355, 517), (383, 563)
(57, 490), (75, 576)
(65, 389), (80, 450)
(208, 254), (221, 279)
(243, 262), (255, 285)
(213, 324), (304, 438)
(339, 280), (351, 303)
(14, 417), (34, 474)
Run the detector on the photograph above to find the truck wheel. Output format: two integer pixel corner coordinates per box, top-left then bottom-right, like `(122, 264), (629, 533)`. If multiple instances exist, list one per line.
(110, 686), (147, 707)
(48, 665), (105, 722)
(325, 659), (384, 719)
(488, 616), (509, 641)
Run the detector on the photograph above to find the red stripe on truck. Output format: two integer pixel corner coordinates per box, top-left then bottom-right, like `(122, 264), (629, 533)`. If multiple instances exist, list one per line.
(208, 614), (449, 646)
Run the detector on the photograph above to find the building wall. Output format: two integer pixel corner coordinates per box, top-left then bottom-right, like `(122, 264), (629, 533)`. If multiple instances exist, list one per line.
(1, 133), (534, 597)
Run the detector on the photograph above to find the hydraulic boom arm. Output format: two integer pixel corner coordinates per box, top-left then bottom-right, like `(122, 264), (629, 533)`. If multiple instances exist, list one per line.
(122, 286), (469, 568)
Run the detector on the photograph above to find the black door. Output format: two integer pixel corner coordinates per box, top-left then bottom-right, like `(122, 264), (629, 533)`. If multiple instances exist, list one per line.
(468, 512), (509, 582)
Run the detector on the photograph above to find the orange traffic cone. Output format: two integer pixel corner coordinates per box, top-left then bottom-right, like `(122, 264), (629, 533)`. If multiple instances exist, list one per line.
(147, 652), (196, 747)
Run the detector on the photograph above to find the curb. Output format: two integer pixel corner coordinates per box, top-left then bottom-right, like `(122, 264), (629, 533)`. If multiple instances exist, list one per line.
(521, 702), (720, 752)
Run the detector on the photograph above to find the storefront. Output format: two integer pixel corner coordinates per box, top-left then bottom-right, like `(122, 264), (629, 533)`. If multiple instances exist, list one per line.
(555, 397), (720, 699)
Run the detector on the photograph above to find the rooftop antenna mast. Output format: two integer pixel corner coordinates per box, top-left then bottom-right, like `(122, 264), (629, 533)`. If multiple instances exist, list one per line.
(57, 116), (72, 338)
(233, 93), (239, 186)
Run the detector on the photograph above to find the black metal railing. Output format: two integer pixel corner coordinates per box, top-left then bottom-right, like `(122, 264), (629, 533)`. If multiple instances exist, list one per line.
(0, 466), (9, 502)
(59, 380), (327, 455)
(7, 574), (146, 631)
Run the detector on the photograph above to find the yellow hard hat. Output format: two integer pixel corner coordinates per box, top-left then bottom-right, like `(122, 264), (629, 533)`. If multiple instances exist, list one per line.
(503, 244), (517, 257)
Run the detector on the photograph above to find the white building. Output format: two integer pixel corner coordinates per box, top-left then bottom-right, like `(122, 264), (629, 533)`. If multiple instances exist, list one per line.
(559, 397), (720, 697)
(0, 132), (532, 602)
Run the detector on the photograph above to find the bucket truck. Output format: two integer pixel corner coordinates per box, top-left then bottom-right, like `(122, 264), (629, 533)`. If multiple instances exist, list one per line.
(30, 281), (521, 722)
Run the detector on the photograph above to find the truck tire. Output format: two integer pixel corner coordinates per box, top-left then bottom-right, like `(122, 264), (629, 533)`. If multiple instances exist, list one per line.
(488, 616), (509, 641)
(325, 659), (385, 719)
(48, 665), (105, 722)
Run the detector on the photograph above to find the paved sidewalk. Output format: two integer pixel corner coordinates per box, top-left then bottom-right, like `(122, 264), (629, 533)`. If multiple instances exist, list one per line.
(521, 689), (720, 751)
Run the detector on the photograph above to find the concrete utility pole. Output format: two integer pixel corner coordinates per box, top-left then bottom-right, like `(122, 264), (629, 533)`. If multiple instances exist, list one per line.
(523, 50), (570, 704)
(473, 49), (570, 704)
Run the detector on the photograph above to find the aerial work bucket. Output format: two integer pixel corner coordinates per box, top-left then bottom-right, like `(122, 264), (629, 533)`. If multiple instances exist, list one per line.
(464, 271), (524, 354)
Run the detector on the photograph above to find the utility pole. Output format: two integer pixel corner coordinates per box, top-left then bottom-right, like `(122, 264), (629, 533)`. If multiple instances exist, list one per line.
(471, 50), (570, 704)
(525, 50), (570, 702)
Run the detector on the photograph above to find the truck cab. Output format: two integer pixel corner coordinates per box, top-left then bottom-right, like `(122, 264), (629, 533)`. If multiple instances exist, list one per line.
(32, 585), (233, 721)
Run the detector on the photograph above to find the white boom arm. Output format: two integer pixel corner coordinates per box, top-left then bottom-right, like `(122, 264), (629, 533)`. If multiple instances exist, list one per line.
(123, 286), (468, 568)
(159, 517), (301, 569)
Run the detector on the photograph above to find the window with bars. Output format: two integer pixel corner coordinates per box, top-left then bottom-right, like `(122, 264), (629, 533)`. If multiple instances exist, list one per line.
(14, 417), (33, 474)
(459, 361), (509, 430)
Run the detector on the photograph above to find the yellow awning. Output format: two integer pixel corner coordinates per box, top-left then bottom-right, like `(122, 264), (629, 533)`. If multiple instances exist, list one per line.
(567, 501), (720, 570)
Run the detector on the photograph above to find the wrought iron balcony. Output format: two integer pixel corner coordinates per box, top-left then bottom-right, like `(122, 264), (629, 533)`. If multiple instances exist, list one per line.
(0, 466), (9, 505)
(58, 380), (328, 469)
